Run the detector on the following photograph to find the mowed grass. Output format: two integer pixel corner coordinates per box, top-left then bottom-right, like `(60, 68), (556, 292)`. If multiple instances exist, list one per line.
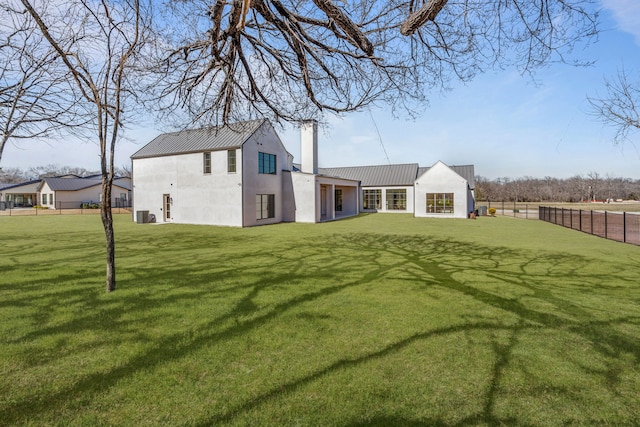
(1, 213), (640, 426)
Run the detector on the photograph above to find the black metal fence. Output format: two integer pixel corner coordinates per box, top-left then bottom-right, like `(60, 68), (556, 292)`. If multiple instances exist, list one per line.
(479, 202), (539, 219)
(539, 206), (640, 246)
(0, 199), (131, 216)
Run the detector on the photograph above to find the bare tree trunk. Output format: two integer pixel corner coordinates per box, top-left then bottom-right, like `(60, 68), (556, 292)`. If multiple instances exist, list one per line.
(101, 177), (116, 292)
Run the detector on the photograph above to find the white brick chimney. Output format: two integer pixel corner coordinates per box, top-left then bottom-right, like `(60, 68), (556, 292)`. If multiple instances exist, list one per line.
(300, 120), (318, 174)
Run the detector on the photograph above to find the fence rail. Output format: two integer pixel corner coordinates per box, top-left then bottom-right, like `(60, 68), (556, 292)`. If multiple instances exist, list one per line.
(0, 199), (131, 216)
(539, 206), (640, 246)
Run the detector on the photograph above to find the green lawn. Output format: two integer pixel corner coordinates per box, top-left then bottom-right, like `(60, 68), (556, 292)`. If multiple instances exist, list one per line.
(1, 213), (640, 426)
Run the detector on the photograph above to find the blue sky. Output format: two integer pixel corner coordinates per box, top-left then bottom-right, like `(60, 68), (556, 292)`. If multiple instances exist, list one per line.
(3, 1), (640, 180)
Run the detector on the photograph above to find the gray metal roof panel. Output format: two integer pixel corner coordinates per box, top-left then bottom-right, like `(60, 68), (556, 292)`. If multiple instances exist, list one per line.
(131, 119), (266, 159)
(450, 165), (475, 188)
(319, 164), (419, 187)
(43, 177), (101, 191)
(1, 180), (42, 192)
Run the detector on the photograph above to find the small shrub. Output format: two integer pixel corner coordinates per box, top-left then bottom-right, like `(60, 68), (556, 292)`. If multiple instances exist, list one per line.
(488, 207), (497, 217)
(34, 205), (49, 210)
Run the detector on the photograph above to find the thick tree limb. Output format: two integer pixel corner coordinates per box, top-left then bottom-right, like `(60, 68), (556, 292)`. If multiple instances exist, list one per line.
(401, 0), (449, 36)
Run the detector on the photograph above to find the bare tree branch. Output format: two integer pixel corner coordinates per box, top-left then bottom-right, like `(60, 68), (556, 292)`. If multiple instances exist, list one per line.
(589, 67), (640, 144)
(0, 5), (86, 163)
(149, 0), (598, 127)
(18, 0), (151, 292)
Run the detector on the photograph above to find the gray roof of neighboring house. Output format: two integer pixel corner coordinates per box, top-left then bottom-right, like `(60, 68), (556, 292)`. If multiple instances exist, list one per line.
(418, 164), (476, 189)
(131, 119), (267, 159)
(41, 177), (101, 191)
(0, 179), (42, 191)
(319, 164), (420, 187)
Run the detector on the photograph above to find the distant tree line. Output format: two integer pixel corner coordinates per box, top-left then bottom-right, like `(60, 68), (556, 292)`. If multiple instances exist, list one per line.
(0, 164), (131, 184)
(475, 173), (640, 203)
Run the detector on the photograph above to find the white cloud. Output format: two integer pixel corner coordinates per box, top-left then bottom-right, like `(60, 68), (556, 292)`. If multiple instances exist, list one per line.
(601, 0), (640, 45)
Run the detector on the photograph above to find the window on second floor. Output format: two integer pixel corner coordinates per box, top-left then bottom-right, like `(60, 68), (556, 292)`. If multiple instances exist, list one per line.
(258, 152), (276, 175)
(228, 149), (237, 173)
(203, 152), (211, 174)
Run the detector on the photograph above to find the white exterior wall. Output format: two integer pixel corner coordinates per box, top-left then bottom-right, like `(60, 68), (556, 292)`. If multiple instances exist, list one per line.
(132, 151), (243, 226)
(132, 155), (179, 222)
(241, 123), (291, 227)
(289, 172), (317, 223)
(414, 161), (470, 219)
(37, 182), (58, 207)
(37, 181), (130, 209)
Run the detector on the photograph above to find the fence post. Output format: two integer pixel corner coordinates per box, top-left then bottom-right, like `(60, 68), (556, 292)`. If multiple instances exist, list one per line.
(624, 212), (627, 243)
(569, 208), (572, 229)
(579, 210), (582, 232)
(590, 210), (593, 235)
(605, 211), (608, 239)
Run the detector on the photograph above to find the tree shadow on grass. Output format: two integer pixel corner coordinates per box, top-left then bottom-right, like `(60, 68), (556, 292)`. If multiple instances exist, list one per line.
(3, 230), (640, 425)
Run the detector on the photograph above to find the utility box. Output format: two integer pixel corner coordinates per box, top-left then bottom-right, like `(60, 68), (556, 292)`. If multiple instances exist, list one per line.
(136, 210), (149, 224)
(478, 206), (488, 216)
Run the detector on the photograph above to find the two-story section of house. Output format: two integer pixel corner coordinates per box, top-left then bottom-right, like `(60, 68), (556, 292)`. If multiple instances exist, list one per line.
(131, 119), (295, 227)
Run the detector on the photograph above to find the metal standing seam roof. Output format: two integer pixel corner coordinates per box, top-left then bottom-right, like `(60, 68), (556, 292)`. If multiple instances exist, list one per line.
(319, 164), (420, 187)
(130, 119), (267, 159)
(41, 177), (102, 191)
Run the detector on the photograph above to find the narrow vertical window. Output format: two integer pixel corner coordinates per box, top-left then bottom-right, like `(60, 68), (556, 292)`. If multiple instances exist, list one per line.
(42, 194), (47, 205)
(335, 189), (343, 212)
(227, 149), (236, 173)
(203, 152), (211, 174)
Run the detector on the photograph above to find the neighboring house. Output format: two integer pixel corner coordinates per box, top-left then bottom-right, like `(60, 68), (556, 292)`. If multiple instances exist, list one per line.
(131, 119), (475, 226)
(1, 175), (131, 209)
(0, 180), (42, 208)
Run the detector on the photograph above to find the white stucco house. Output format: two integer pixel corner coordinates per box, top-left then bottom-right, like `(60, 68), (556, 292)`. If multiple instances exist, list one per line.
(130, 119), (475, 226)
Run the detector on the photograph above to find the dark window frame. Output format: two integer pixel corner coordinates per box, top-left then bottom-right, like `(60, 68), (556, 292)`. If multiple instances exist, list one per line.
(203, 152), (212, 174)
(258, 152), (276, 175)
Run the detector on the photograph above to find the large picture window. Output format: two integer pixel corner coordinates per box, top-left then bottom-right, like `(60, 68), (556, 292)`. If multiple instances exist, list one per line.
(363, 189), (381, 210)
(427, 193), (454, 213)
(386, 189), (406, 210)
(203, 152), (211, 174)
(258, 152), (276, 174)
(227, 149), (237, 173)
(256, 194), (275, 219)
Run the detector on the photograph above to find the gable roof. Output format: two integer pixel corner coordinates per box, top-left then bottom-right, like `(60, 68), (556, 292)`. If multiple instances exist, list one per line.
(41, 177), (101, 191)
(319, 164), (420, 187)
(418, 164), (475, 189)
(131, 119), (267, 159)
